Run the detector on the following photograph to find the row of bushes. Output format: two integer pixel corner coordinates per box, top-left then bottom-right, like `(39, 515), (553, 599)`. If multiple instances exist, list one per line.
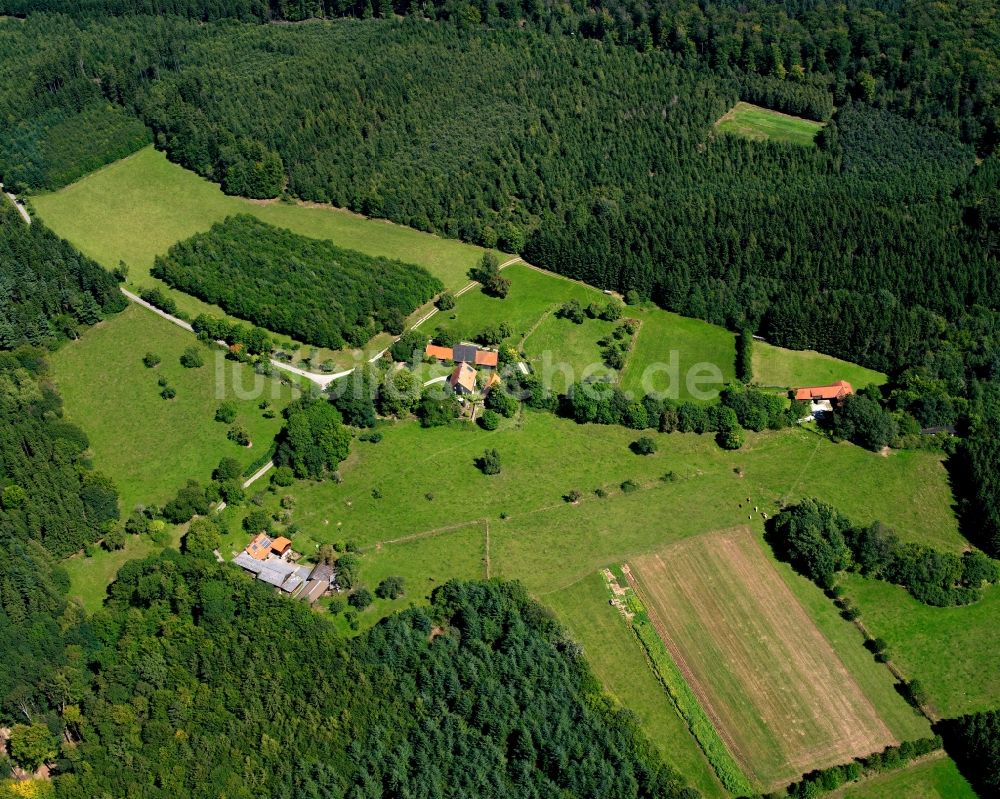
(781, 736), (942, 799)
(191, 313), (273, 356)
(769, 499), (999, 606)
(626, 604), (754, 795)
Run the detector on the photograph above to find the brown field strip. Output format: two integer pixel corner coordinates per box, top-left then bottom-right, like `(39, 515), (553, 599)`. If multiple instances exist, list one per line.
(629, 528), (895, 789)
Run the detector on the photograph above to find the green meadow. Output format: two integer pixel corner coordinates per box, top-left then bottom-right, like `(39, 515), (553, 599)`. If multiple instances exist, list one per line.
(715, 102), (825, 147)
(619, 306), (736, 402)
(231, 413), (962, 596)
(50, 303), (295, 512)
(753, 340), (887, 390)
(843, 575), (1000, 718)
(831, 754), (976, 799)
(428, 263), (606, 342)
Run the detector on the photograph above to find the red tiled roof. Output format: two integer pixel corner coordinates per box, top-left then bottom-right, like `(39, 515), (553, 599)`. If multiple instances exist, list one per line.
(270, 536), (292, 554)
(425, 344), (453, 361)
(246, 533), (273, 560)
(475, 350), (499, 367)
(449, 362), (478, 393)
(794, 380), (854, 402)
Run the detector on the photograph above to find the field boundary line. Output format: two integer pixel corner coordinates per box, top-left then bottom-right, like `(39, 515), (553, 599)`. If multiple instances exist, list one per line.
(375, 518), (484, 547)
(779, 433), (824, 505)
(615, 317), (644, 386)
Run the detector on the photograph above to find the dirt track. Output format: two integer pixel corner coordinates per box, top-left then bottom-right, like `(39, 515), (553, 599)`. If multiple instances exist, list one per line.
(630, 527), (895, 789)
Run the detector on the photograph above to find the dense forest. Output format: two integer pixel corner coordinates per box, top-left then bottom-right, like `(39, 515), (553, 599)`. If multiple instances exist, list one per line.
(0, 197), (126, 348)
(3, 0), (998, 152)
(1, 14), (996, 382)
(2, 548), (697, 799)
(152, 215), (442, 347)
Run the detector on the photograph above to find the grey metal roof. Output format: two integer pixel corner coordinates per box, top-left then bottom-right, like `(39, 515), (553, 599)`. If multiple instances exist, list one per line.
(310, 563), (335, 583)
(233, 552), (266, 574)
(452, 343), (478, 363)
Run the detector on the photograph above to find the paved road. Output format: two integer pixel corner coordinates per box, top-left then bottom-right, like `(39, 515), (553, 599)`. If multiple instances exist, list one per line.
(120, 255), (525, 388)
(1, 183), (31, 224)
(121, 287), (195, 332)
(215, 460), (276, 514)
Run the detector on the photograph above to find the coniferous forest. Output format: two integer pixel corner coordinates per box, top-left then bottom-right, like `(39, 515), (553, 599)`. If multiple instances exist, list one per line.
(152, 216), (443, 347)
(1, 2), (1000, 796)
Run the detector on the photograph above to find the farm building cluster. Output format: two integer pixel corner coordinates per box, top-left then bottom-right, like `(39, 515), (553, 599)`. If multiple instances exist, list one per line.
(425, 342), (501, 397)
(794, 380), (853, 416)
(233, 533), (336, 604)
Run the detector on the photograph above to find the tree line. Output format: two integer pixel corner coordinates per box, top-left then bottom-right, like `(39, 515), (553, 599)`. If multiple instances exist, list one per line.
(0, 196), (126, 349)
(769, 499), (999, 606)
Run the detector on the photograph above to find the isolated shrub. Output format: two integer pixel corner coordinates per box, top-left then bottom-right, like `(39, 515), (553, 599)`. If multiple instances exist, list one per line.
(600, 300), (624, 321)
(142, 351), (161, 368)
(477, 448), (502, 475)
(215, 401), (238, 423)
(349, 587), (373, 610)
(271, 465), (295, 487)
(479, 409), (501, 430)
(435, 291), (456, 311)
(595, 487), (608, 498)
(160, 385), (176, 400)
(620, 479), (640, 493)
(180, 345), (205, 368)
(565, 489), (583, 503)
(228, 424), (251, 446)
(557, 298), (585, 324)
(632, 436), (657, 455)
(375, 576), (405, 600)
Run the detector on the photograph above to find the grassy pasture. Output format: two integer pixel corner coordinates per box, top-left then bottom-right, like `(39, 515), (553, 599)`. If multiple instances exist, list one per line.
(715, 102), (825, 147)
(545, 573), (727, 799)
(49, 304), (295, 512)
(629, 529), (896, 790)
(619, 306), (736, 402)
(240, 413), (963, 595)
(427, 263), (605, 343)
(753, 340), (887, 390)
(843, 575), (1000, 718)
(32, 146), (494, 369)
(521, 311), (619, 394)
(830, 753), (976, 799)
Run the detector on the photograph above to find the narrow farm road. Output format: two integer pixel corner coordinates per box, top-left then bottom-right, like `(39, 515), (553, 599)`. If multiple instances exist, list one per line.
(215, 459), (276, 514)
(120, 255), (525, 388)
(1, 183), (31, 224)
